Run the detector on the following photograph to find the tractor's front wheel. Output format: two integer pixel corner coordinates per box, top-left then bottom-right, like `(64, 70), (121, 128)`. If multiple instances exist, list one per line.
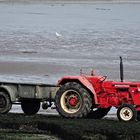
(117, 104), (137, 121)
(55, 82), (92, 118)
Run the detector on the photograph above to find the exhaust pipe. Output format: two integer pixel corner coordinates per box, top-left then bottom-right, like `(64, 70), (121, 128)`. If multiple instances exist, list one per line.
(120, 56), (124, 82)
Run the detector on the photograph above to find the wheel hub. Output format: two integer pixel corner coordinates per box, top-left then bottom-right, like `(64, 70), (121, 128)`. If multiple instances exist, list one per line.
(0, 96), (6, 108)
(60, 89), (82, 114)
(69, 97), (77, 106)
(123, 110), (130, 117)
(120, 107), (133, 121)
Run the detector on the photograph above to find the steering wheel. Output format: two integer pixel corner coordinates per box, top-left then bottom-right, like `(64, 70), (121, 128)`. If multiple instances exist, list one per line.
(96, 76), (107, 83)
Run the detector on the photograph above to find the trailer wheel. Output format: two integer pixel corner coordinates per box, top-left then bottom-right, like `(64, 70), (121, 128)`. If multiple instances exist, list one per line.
(87, 107), (111, 119)
(0, 91), (12, 114)
(21, 100), (40, 115)
(117, 104), (137, 121)
(55, 82), (92, 118)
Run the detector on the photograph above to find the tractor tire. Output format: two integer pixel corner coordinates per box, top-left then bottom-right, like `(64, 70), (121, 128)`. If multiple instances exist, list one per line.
(136, 111), (140, 121)
(117, 104), (137, 122)
(0, 91), (12, 114)
(87, 107), (111, 119)
(21, 100), (40, 115)
(55, 82), (92, 118)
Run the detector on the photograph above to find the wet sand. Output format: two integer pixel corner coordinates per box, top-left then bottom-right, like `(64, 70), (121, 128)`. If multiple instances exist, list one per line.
(0, 2), (140, 82)
(0, 1), (140, 115)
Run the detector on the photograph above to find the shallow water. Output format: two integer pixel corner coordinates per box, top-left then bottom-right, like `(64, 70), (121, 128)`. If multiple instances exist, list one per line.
(0, 3), (140, 83)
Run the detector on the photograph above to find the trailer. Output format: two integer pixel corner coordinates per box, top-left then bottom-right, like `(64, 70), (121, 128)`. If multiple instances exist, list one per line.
(0, 82), (59, 115)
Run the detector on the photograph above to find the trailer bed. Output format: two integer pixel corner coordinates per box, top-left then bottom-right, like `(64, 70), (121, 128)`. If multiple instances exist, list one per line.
(0, 81), (59, 102)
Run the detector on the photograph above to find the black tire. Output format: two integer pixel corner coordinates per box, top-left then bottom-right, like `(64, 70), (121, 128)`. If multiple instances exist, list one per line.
(117, 104), (137, 122)
(21, 100), (40, 115)
(137, 111), (140, 121)
(55, 82), (92, 118)
(0, 91), (12, 114)
(87, 107), (111, 119)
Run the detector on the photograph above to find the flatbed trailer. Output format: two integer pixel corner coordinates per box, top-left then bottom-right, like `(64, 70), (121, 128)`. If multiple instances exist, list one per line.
(0, 81), (59, 115)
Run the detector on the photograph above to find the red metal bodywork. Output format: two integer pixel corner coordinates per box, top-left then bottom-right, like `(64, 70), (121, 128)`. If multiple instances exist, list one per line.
(58, 75), (140, 111)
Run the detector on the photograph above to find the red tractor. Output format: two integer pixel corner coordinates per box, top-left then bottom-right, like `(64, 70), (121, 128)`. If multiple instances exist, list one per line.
(55, 57), (140, 121)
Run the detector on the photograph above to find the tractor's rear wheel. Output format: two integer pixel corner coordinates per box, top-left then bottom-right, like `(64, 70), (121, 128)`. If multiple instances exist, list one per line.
(21, 100), (40, 115)
(55, 82), (92, 118)
(117, 104), (137, 121)
(0, 91), (12, 114)
(87, 107), (111, 119)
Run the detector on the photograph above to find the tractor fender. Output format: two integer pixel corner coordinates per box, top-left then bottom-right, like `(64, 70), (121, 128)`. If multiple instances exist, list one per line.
(0, 85), (17, 102)
(58, 76), (98, 104)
